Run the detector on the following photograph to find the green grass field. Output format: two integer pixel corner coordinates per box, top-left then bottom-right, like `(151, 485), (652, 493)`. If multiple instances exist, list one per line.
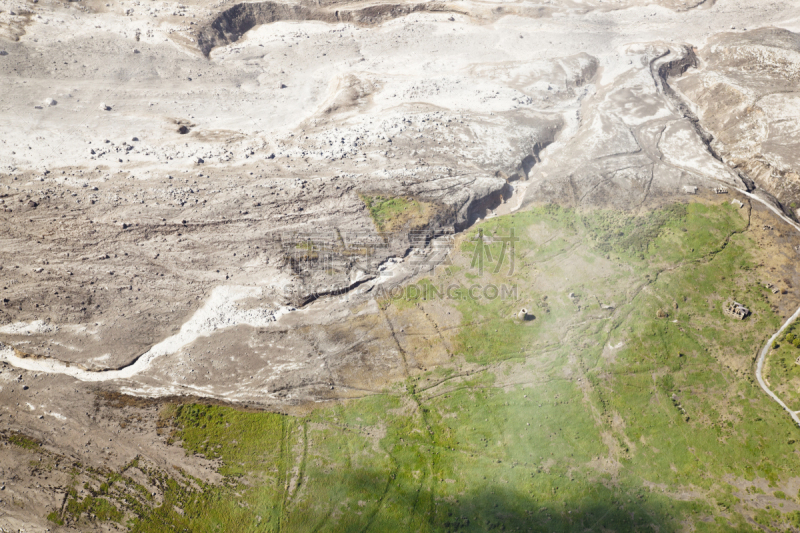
(766, 322), (800, 411)
(44, 200), (800, 532)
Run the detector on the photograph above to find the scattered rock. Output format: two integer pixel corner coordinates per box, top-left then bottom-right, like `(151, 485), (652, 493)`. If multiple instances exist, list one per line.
(44, 98), (57, 106)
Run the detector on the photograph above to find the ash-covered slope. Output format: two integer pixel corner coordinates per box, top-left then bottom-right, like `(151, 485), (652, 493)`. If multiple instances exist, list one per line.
(0, 0), (799, 407)
(674, 28), (800, 214)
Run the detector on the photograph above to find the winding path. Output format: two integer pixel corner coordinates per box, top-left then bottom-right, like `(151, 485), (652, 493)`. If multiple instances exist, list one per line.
(737, 188), (800, 427)
(755, 306), (800, 427)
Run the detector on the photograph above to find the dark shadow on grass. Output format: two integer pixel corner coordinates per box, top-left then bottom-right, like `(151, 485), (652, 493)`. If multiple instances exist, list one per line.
(298, 466), (687, 533)
(130, 454), (690, 533)
(122, 404), (701, 533)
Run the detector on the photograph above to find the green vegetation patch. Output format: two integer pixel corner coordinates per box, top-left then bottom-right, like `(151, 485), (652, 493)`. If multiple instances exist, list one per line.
(171, 403), (285, 478)
(65, 494), (123, 522)
(46, 511), (64, 525)
(360, 194), (437, 232)
(7, 431), (40, 450)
